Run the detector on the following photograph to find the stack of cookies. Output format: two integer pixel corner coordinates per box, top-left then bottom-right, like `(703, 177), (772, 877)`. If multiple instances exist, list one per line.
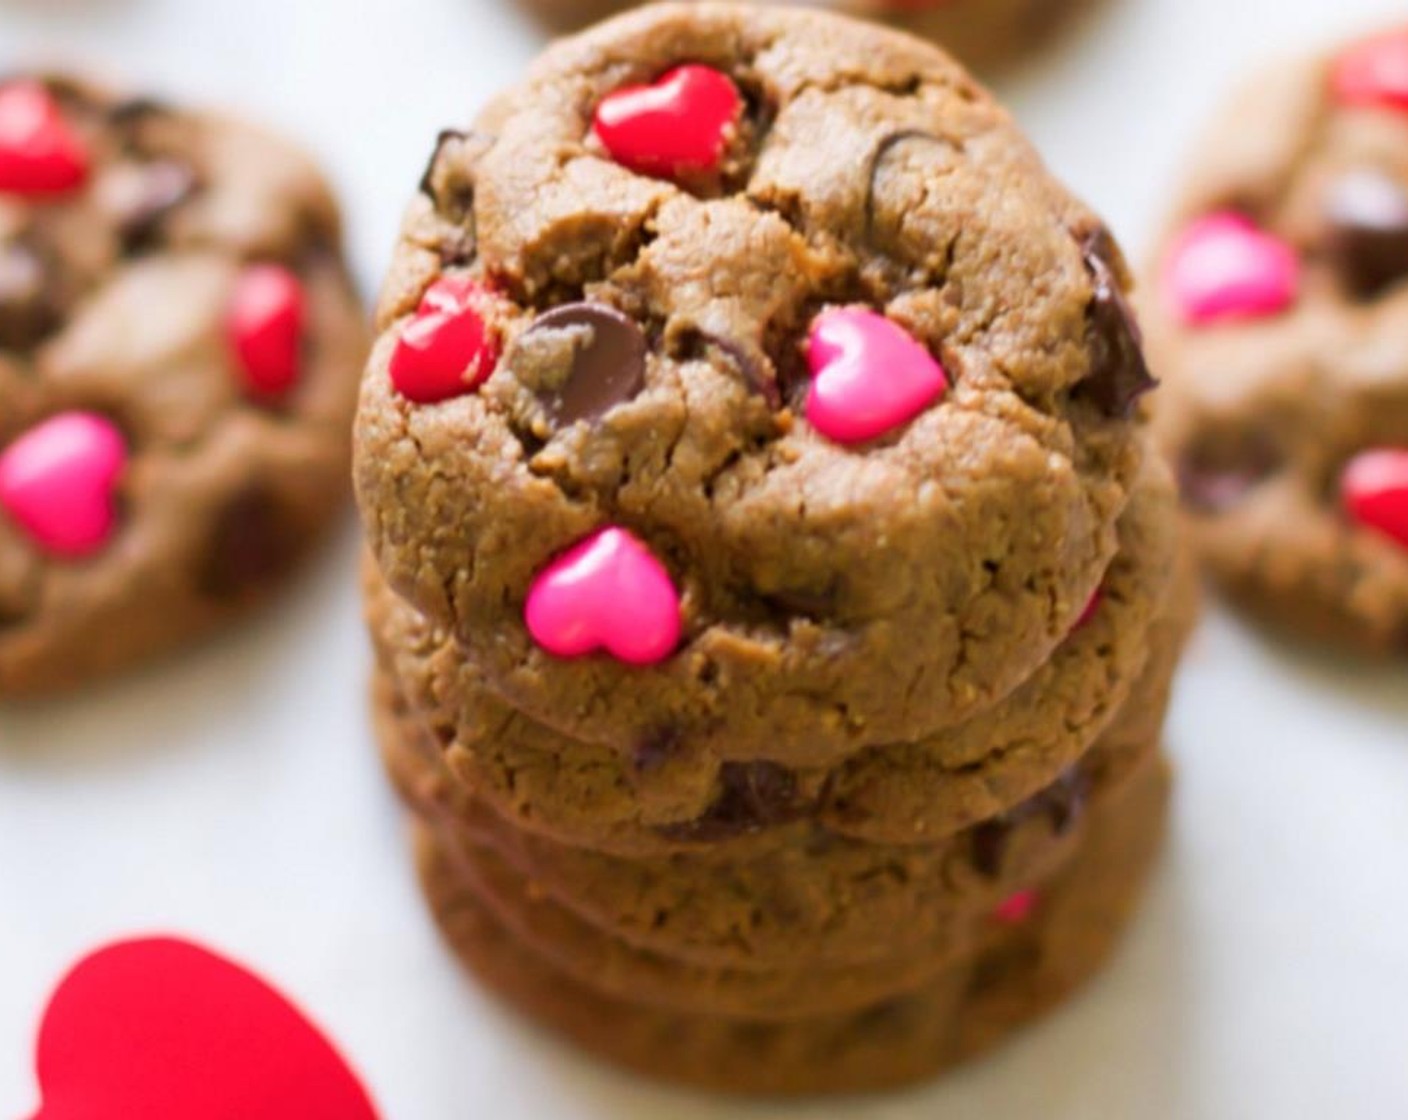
(357, 4), (1194, 1095)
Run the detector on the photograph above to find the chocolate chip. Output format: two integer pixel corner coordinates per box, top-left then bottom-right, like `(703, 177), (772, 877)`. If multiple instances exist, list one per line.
(419, 129), (470, 198)
(107, 96), (171, 126)
(0, 241), (59, 350)
(1178, 432), (1280, 513)
(199, 487), (302, 600)
(865, 130), (949, 239)
(1324, 167), (1408, 298)
(700, 331), (780, 408)
(632, 728), (681, 774)
(98, 159), (196, 251)
(970, 768), (1088, 878)
(520, 302), (647, 425)
(656, 761), (809, 842)
(1074, 229), (1157, 418)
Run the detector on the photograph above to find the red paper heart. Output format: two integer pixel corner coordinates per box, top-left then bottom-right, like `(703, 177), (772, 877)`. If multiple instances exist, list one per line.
(591, 64), (742, 181)
(28, 937), (379, 1120)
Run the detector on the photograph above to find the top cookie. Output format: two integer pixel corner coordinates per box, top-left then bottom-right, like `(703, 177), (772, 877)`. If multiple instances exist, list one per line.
(1146, 27), (1408, 654)
(0, 75), (367, 695)
(356, 3), (1153, 756)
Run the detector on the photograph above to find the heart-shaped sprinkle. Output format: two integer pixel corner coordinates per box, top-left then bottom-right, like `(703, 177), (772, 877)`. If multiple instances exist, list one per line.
(0, 412), (126, 559)
(1163, 212), (1300, 326)
(1331, 28), (1408, 113)
(227, 264), (305, 400)
(525, 526), (681, 665)
(591, 65), (742, 181)
(991, 889), (1039, 926)
(1073, 588), (1103, 631)
(0, 81), (89, 197)
(1340, 448), (1408, 550)
(804, 307), (948, 444)
(27, 937), (378, 1120)
(390, 276), (502, 404)
(520, 302), (648, 425)
(1324, 168), (1408, 297)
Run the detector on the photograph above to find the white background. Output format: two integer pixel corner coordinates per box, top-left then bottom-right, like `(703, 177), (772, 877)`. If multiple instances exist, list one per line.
(2, 0), (1407, 1116)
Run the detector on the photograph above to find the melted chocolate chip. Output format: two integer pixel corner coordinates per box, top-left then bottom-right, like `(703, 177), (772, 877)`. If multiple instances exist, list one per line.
(199, 488), (302, 600)
(656, 761), (809, 842)
(1074, 229), (1157, 418)
(0, 241), (59, 350)
(1324, 167), (1408, 298)
(98, 159), (196, 251)
(1178, 432), (1281, 513)
(521, 302), (647, 425)
(864, 130), (949, 239)
(697, 331), (780, 408)
(970, 768), (1088, 879)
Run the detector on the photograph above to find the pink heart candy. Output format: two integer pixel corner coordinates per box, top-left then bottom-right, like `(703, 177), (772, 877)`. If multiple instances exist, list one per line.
(804, 307), (948, 444)
(525, 526), (682, 666)
(28, 937), (379, 1120)
(1163, 212), (1300, 326)
(0, 412), (126, 559)
(991, 889), (1039, 926)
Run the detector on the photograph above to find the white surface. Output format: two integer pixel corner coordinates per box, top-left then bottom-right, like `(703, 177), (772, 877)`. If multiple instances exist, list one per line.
(1, 0), (1406, 1116)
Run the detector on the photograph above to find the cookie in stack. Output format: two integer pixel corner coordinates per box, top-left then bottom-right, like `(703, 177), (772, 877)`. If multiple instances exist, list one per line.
(356, 4), (1192, 1095)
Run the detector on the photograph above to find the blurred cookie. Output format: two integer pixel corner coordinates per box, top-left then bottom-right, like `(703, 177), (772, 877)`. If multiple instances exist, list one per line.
(1146, 27), (1408, 655)
(0, 75), (367, 695)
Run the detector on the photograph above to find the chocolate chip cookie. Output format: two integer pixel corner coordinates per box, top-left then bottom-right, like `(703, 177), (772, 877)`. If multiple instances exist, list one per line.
(1146, 27), (1408, 655)
(0, 75), (367, 696)
(367, 451), (1178, 858)
(516, 0), (1098, 73)
(356, 2), (1153, 760)
(415, 749), (1170, 1095)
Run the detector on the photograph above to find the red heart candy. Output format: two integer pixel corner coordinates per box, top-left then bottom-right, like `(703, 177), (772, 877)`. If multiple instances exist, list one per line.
(0, 412), (126, 559)
(0, 81), (89, 197)
(227, 264), (306, 399)
(1332, 28), (1408, 113)
(28, 937), (379, 1120)
(1341, 447), (1408, 550)
(804, 307), (948, 444)
(592, 65), (742, 181)
(525, 526), (682, 665)
(390, 276), (502, 403)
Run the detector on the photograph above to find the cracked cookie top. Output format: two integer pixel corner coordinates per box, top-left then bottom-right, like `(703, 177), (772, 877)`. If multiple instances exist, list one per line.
(0, 74), (367, 695)
(356, 3), (1152, 756)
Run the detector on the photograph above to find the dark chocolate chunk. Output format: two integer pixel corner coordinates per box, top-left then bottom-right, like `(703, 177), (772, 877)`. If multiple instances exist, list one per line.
(97, 159), (196, 251)
(656, 761), (809, 842)
(522, 302), (647, 425)
(1074, 228), (1158, 418)
(0, 241), (59, 350)
(199, 487), (302, 600)
(1178, 432), (1281, 513)
(1324, 167), (1408, 298)
(970, 767), (1088, 878)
